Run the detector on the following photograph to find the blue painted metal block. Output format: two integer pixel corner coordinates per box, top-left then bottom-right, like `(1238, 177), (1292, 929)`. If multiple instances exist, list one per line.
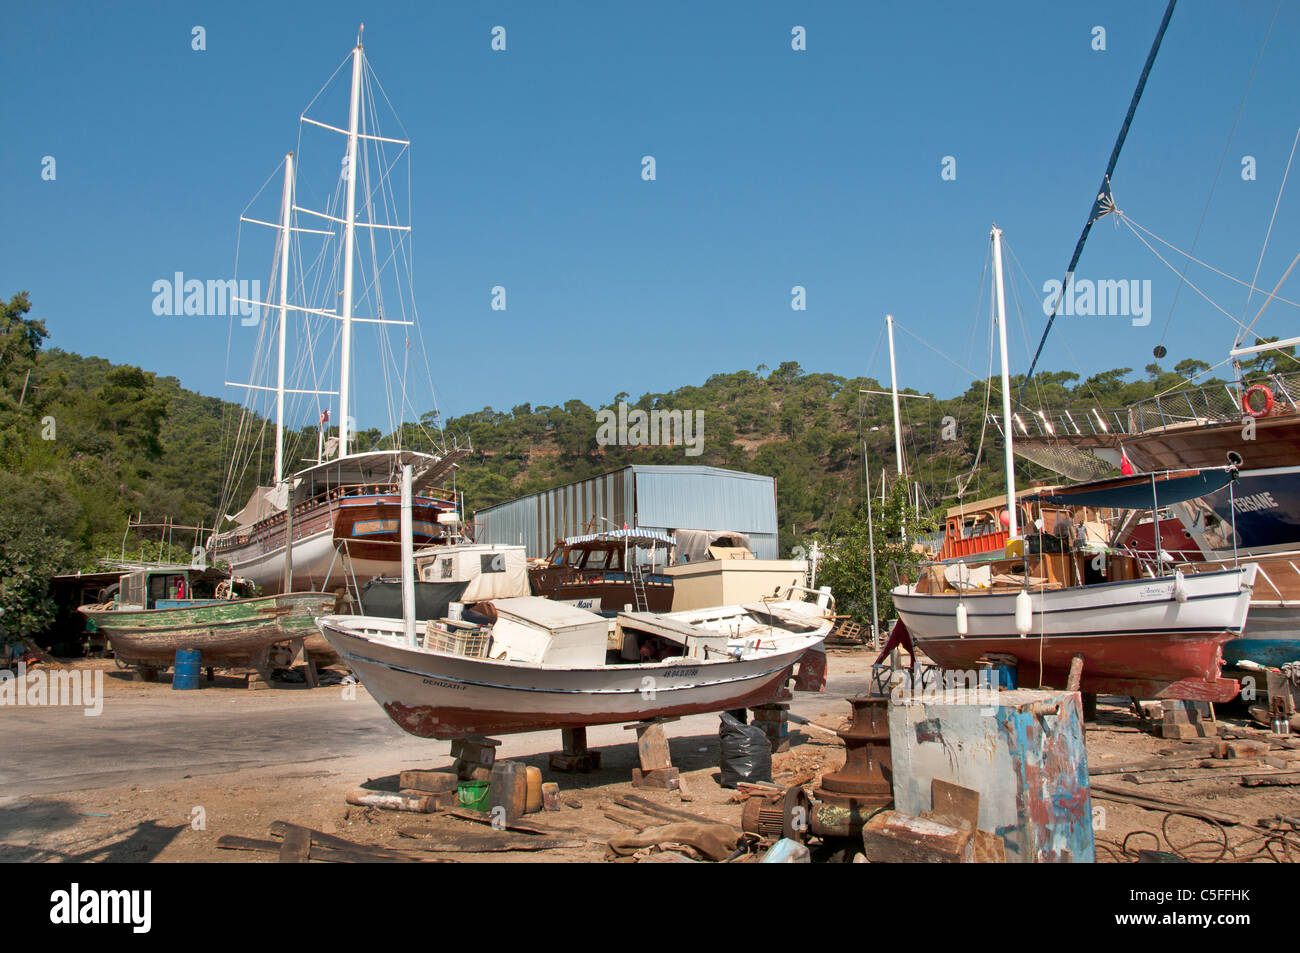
(888, 688), (1094, 863)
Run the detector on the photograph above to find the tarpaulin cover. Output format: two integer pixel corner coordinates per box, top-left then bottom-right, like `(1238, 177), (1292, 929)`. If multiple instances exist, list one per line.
(1022, 468), (1236, 510)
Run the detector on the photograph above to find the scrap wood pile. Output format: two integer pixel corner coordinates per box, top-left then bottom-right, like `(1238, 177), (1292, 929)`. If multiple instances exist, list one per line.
(217, 820), (453, 863)
(1088, 724), (1300, 863)
(217, 813), (591, 862)
(1089, 734), (1300, 789)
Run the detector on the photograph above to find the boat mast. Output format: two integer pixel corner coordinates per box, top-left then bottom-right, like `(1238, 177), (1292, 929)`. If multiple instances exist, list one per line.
(338, 39), (364, 460)
(886, 313), (904, 478)
(273, 153), (294, 485)
(991, 226), (1018, 540)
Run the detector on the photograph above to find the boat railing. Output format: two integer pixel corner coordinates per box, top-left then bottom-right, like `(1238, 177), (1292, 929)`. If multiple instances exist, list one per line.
(776, 585), (836, 614)
(1172, 553), (1300, 606)
(218, 481), (459, 546)
(989, 370), (1300, 440)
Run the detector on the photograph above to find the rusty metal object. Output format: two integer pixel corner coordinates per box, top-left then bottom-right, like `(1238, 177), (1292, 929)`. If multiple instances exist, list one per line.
(741, 785), (811, 842)
(811, 695), (893, 839)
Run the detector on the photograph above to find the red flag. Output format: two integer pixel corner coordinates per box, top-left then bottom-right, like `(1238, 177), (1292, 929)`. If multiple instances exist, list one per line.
(319, 409), (330, 426)
(1119, 446), (1134, 475)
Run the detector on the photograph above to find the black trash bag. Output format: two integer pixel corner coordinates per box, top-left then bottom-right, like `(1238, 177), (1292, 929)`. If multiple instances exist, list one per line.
(718, 711), (772, 788)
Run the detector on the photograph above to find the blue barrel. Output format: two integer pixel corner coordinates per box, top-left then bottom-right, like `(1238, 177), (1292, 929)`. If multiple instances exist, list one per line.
(172, 649), (201, 690)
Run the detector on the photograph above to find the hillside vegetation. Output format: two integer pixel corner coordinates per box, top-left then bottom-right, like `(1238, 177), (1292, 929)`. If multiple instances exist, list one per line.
(4, 290), (1292, 636)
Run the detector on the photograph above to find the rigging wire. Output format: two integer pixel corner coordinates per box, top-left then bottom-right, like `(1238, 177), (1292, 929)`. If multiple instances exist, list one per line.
(1157, 0), (1282, 348)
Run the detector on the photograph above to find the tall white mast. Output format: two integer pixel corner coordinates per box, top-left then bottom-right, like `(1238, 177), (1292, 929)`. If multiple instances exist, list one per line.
(886, 313), (904, 478)
(338, 40), (363, 460)
(273, 152), (294, 485)
(991, 225), (1018, 539)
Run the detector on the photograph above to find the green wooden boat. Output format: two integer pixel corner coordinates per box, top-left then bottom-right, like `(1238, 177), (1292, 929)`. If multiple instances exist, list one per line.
(79, 566), (338, 670)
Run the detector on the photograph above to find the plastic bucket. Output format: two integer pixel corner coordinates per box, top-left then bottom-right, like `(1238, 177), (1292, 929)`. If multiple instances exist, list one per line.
(457, 780), (490, 812)
(172, 649), (201, 690)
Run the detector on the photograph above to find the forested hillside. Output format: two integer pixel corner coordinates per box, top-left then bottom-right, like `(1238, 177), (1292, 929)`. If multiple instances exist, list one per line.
(4, 289), (1291, 636)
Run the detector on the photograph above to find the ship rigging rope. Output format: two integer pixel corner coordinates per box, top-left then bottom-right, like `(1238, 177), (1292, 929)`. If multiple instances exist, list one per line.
(1158, 0), (1282, 349)
(1236, 122), (1300, 347)
(1121, 212), (1300, 311)
(1020, 0), (1178, 403)
(1119, 214), (1260, 336)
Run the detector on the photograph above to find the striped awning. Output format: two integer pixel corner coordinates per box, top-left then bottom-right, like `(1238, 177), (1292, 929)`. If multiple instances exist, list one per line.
(562, 529), (677, 547)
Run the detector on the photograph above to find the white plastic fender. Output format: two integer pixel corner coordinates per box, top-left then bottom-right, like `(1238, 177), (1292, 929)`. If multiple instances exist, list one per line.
(1014, 589), (1033, 636)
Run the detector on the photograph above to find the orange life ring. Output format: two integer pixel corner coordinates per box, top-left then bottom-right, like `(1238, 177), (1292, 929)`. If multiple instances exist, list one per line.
(1242, 384), (1274, 417)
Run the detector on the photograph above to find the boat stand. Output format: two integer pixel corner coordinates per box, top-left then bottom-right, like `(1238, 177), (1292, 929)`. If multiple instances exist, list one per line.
(273, 638), (318, 689)
(750, 703), (790, 753)
(451, 736), (501, 780)
(625, 718), (680, 791)
(550, 727), (602, 773)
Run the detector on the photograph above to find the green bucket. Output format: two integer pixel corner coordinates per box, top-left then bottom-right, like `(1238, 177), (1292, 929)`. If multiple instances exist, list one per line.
(457, 780), (490, 812)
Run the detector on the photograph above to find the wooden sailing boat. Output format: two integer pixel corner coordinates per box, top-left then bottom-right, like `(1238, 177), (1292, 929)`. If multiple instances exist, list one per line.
(212, 30), (466, 596)
(890, 227), (1258, 702)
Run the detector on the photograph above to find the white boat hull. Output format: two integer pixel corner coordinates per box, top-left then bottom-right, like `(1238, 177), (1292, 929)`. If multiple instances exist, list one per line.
(315, 615), (819, 739)
(892, 565), (1257, 701)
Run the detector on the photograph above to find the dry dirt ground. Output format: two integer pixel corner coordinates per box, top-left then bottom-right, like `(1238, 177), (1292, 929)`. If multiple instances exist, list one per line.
(1, 650), (1295, 863)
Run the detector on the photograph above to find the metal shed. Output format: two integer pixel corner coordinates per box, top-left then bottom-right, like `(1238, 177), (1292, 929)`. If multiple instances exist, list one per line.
(474, 465), (779, 559)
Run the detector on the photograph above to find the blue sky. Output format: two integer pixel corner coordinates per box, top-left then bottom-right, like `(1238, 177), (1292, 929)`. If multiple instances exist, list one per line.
(5, 1), (1299, 432)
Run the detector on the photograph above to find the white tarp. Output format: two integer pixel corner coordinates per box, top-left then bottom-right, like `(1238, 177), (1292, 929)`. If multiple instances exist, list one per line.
(672, 529), (752, 565)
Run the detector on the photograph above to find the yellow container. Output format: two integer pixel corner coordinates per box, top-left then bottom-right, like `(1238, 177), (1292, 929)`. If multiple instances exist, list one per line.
(1004, 537), (1025, 558)
(525, 766), (543, 813)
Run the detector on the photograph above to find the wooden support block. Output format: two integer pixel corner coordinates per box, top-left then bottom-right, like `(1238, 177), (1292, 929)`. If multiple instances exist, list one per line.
(1224, 740), (1270, 760)
(862, 811), (974, 863)
(632, 767), (680, 791)
(399, 770), (459, 794)
(551, 726), (601, 772)
(450, 737), (500, 766)
(631, 721), (672, 772)
(1158, 722), (1210, 739)
(549, 751), (601, 772)
(400, 789), (459, 811)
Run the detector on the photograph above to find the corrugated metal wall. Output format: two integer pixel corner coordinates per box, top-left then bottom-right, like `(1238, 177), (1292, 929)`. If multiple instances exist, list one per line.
(631, 466), (778, 558)
(475, 465), (778, 558)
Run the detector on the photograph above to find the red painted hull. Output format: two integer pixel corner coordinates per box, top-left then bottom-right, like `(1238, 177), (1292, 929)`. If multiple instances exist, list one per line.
(916, 632), (1240, 701)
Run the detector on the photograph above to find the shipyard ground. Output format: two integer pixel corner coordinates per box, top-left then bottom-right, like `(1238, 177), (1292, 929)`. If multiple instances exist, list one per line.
(2, 651), (1295, 863)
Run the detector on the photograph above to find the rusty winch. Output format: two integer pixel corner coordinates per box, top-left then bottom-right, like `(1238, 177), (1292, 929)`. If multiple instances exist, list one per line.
(810, 694), (893, 839)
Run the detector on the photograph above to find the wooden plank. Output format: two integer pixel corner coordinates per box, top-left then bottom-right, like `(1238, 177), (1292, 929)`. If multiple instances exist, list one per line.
(1088, 781), (1246, 824)
(437, 808), (554, 835)
(1120, 766), (1276, 784)
(1241, 772), (1300, 788)
(396, 828), (584, 852)
(278, 824), (311, 863)
(269, 820), (409, 858)
(1089, 755), (1206, 776)
(931, 779), (980, 829)
(217, 835), (283, 854)
(613, 794), (730, 828)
